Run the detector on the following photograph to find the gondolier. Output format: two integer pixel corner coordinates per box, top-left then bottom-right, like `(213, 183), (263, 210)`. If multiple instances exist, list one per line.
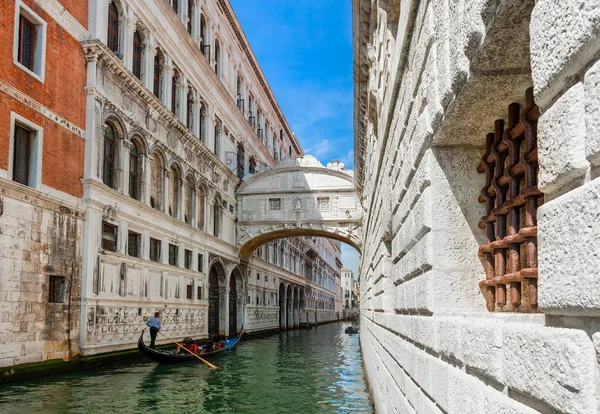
(146, 312), (161, 349)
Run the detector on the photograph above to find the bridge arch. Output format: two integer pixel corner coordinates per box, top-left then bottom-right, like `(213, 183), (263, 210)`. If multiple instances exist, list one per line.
(236, 156), (363, 258)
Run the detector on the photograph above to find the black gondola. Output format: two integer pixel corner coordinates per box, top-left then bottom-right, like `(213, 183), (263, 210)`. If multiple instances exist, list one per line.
(138, 326), (244, 364)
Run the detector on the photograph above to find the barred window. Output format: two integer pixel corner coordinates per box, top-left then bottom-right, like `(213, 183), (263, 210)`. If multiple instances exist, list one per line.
(187, 284), (193, 300)
(269, 198), (281, 211)
(198, 253), (204, 272)
(317, 197), (330, 209)
(48, 276), (66, 304)
(197, 286), (202, 300)
(477, 88), (542, 313)
(18, 15), (35, 71)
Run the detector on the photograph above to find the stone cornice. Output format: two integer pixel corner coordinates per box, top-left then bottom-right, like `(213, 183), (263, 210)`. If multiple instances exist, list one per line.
(217, 0), (303, 156)
(0, 178), (86, 216)
(81, 40), (239, 188)
(34, 0), (90, 42)
(352, 0), (372, 193)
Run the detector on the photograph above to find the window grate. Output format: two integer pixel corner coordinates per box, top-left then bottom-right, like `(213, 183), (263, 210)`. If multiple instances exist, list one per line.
(268, 198), (281, 211)
(18, 15), (35, 70)
(317, 197), (330, 209)
(477, 88), (543, 312)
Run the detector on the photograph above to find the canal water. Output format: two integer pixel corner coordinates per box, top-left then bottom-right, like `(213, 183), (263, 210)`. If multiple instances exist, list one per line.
(0, 323), (372, 414)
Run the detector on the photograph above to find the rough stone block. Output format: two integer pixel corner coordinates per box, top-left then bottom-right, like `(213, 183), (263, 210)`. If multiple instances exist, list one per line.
(538, 83), (589, 193)
(503, 324), (598, 414)
(584, 59), (600, 165)
(539, 177), (600, 314)
(462, 318), (505, 383)
(531, 0), (600, 106)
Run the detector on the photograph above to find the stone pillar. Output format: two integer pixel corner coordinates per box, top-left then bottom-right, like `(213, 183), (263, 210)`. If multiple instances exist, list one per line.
(142, 34), (156, 91)
(190, 187), (197, 227)
(161, 236), (169, 266)
(178, 76), (187, 125)
(206, 106), (215, 152)
(293, 297), (299, 328)
(176, 177), (184, 220)
(122, 14), (136, 70)
(287, 295), (294, 329)
(141, 153), (150, 205)
(280, 297), (287, 330)
(163, 168), (170, 218)
(121, 139), (131, 197)
(192, 98), (201, 138)
(84, 49), (102, 181)
(162, 58), (173, 108)
(89, 0), (109, 43)
(220, 285), (228, 337)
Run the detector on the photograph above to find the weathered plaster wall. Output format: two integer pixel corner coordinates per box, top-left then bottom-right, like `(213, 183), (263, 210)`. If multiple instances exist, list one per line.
(354, 0), (600, 412)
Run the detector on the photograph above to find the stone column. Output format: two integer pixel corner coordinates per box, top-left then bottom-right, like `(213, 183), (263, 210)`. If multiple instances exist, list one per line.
(293, 296), (299, 328)
(121, 139), (132, 197)
(122, 14), (136, 70)
(142, 34), (156, 91)
(179, 0), (188, 22)
(162, 58), (173, 108)
(287, 294), (294, 329)
(163, 168), (170, 218)
(176, 177), (184, 220)
(141, 152), (151, 205)
(84, 47), (102, 181)
(280, 297), (287, 330)
(192, 98), (201, 138)
(179, 76), (188, 125)
(89, 0), (109, 43)
(190, 186), (197, 227)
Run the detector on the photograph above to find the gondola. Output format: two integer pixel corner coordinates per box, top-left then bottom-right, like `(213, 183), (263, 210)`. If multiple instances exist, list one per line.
(345, 326), (359, 334)
(138, 326), (244, 364)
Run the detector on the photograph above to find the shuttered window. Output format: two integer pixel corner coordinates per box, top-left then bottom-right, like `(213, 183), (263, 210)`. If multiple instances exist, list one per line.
(12, 125), (31, 186)
(103, 125), (116, 188)
(18, 15), (35, 71)
(107, 3), (119, 54)
(102, 222), (118, 252)
(133, 31), (142, 79)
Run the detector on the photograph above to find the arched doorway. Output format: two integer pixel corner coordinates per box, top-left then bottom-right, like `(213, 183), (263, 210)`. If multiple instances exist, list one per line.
(208, 263), (224, 336)
(279, 283), (286, 329)
(229, 275), (237, 336)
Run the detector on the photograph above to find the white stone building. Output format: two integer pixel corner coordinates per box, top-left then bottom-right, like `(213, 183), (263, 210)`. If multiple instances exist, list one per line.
(354, 0), (600, 412)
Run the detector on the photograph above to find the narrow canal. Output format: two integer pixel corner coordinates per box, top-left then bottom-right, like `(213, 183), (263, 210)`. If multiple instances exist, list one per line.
(0, 323), (372, 413)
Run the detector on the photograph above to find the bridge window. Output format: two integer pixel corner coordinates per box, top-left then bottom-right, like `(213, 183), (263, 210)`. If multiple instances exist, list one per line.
(268, 198), (281, 211)
(317, 197), (330, 209)
(477, 88), (541, 313)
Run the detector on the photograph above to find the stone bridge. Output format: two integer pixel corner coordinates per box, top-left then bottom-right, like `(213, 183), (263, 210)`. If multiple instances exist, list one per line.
(236, 156), (363, 257)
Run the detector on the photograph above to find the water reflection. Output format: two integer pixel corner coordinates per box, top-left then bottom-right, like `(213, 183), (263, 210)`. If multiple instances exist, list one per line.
(0, 324), (372, 414)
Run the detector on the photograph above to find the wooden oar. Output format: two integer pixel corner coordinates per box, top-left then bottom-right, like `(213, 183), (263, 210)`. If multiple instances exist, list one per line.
(158, 331), (218, 369)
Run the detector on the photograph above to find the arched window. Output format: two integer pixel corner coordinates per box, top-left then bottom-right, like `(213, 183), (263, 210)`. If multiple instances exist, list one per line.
(103, 124), (117, 188)
(214, 122), (221, 158)
(171, 70), (179, 114)
(198, 185), (206, 231)
(107, 3), (119, 54)
(199, 104), (206, 143)
(187, 88), (194, 130)
(214, 39), (221, 78)
(150, 152), (163, 210)
(200, 14), (207, 58)
(187, 0), (194, 34)
(184, 176), (194, 225)
(213, 194), (222, 237)
(129, 141), (141, 200)
(153, 49), (163, 98)
(133, 30), (142, 80)
(169, 165), (180, 218)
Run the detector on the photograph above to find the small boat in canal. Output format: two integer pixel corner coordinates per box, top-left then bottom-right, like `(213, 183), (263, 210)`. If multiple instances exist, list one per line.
(345, 326), (359, 334)
(138, 327), (244, 364)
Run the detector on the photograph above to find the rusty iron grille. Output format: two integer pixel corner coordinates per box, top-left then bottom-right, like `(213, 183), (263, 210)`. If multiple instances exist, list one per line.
(477, 88), (543, 312)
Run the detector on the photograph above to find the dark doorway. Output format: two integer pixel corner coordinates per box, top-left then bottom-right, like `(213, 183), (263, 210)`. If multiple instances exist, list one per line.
(229, 275), (237, 336)
(279, 283), (286, 329)
(208, 265), (220, 335)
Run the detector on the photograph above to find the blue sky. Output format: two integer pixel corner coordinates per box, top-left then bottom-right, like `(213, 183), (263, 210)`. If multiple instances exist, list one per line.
(230, 0), (360, 276)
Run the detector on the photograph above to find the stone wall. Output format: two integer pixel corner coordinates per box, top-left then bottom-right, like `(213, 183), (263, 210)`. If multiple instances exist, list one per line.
(0, 182), (83, 367)
(354, 0), (600, 412)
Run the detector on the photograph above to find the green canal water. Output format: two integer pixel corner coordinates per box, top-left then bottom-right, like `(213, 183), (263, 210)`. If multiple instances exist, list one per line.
(0, 323), (373, 414)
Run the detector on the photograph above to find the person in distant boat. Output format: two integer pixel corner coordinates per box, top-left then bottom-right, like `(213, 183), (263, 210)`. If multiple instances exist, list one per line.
(146, 312), (161, 349)
(180, 337), (199, 354)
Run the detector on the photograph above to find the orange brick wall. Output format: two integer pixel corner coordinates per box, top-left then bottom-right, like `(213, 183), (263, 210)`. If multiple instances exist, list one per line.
(0, 0), (87, 198)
